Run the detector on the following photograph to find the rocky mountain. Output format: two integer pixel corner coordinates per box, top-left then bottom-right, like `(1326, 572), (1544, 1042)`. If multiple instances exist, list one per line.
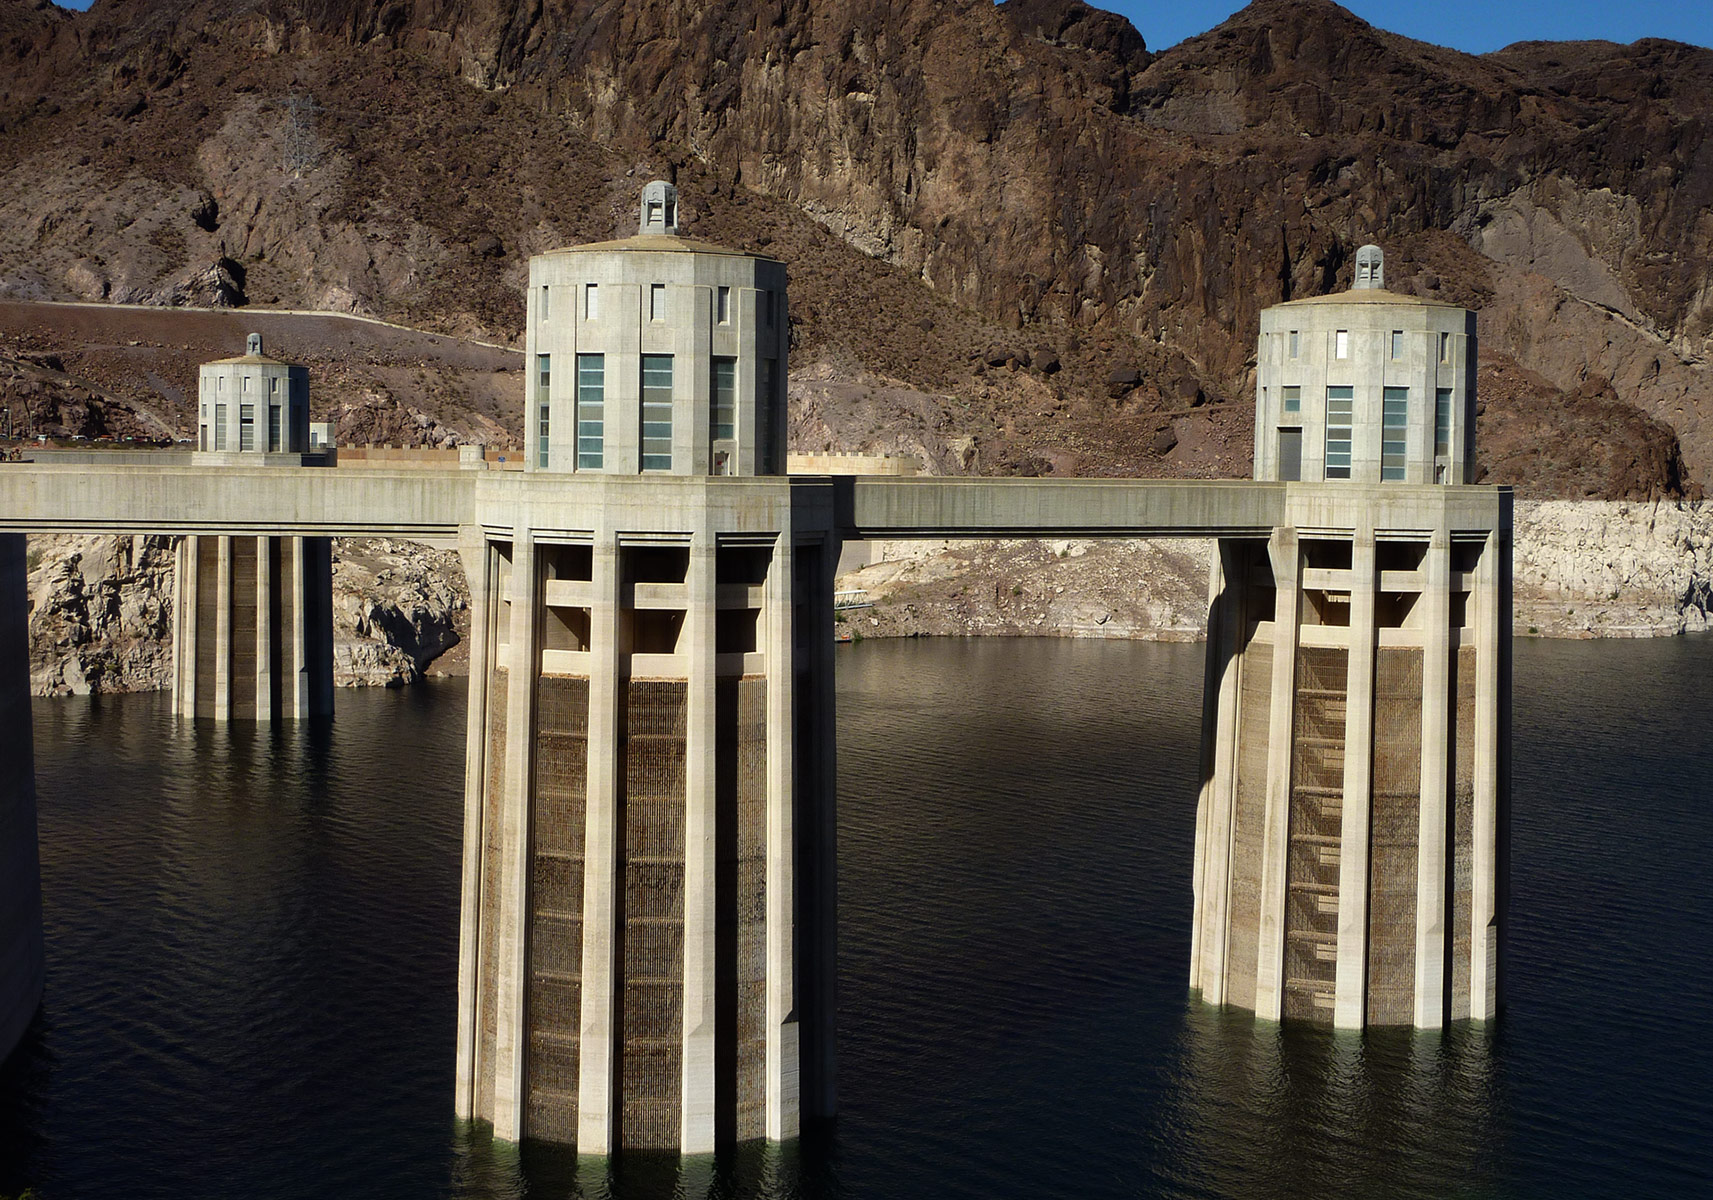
(1, 0), (1710, 496)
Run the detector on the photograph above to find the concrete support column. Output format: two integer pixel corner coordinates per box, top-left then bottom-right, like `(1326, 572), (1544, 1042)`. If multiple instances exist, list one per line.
(578, 532), (623, 1153)
(215, 534), (233, 721)
(175, 537), (198, 719)
(1254, 527), (1300, 1021)
(454, 528), (494, 1119)
(0, 534), (45, 1064)
(1413, 527), (1453, 1027)
(681, 529), (719, 1153)
(1334, 528), (1377, 1030)
(302, 537), (335, 721)
(255, 536), (273, 723)
(764, 527), (799, 1141)
(492, 526), (539, 1141)
(1192, 541), (1245, 1004)
(1470, 526), (1506, 1020)
(674, 527), (716, 1143)
(289, 536), (308, 718)
(807, 534), (840, 1120)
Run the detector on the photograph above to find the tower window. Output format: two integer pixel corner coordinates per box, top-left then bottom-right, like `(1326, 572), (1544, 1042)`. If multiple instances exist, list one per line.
(1324, 386), (1353, 479)
(239, 404), (254, 451)
(1335, 329), (1349, 359)
(1283, 385), (1301, 414)
(1435, 388), (1453, 461)
(584, 283), (599, 320)
(712, 357), (736, 443)
(536, 354), (551, 469)
(1289, 330), (1299, 358)
(717, 286), (731, 324)
(1278, 427), (1302, 482)
(650, 283), (666, 322)
(576, 354), (604, 470)
(641, 354), (673, 470)
(1391, 330), (1404, 359)
(759, 357), (777, 474)
(540, 285), (550, 321)
(269, 405), (282, 452)
(215, 404), (227, 450)
(1381, 386), (1408, 481)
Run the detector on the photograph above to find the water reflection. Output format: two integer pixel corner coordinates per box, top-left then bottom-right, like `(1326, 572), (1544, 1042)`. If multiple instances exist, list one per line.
(1158, 1005), (1504, 1199)
(447, 1122), (830, 1200)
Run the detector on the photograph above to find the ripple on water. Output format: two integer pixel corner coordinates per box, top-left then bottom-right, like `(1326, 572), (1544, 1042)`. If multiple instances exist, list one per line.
(3, 639), (1713, 1199)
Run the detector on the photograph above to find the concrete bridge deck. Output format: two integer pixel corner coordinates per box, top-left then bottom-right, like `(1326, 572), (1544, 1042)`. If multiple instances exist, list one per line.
(0, 463), (1508, 541)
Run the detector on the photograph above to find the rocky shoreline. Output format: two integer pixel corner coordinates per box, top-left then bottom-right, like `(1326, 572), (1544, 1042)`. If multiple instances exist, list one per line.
(22, 500), (1711, 696)
(27, 534), (469, 696)
(836, 500), (1713, 644)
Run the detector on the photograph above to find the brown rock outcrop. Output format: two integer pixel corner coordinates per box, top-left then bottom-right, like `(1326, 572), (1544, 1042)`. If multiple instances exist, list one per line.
(0, 0), (1709, 494)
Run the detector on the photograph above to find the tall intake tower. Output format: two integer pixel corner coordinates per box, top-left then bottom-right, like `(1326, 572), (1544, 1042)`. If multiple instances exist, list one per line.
(1192, 246), (1509, 1029)
(455, 182), (836, 1153)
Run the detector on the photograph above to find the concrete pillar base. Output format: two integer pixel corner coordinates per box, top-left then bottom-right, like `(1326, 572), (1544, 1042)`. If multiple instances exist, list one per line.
(456, 477), (836, 1153)
(170, 533), (333, 722)
(1192, 488), (1510, 1029)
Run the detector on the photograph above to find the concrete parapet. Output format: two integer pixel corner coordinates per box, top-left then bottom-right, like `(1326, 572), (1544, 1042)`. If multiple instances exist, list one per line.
(1192, 485), (1511, 1028)
(0, 534), (45, 1063)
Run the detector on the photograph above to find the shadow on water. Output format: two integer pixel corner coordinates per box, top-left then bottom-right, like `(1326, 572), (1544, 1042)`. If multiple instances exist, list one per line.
(1154, 1004), (1507, 1200)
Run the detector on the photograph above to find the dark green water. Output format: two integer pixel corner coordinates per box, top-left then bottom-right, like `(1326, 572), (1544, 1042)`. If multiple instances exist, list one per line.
(2, 635), (1711, 1198)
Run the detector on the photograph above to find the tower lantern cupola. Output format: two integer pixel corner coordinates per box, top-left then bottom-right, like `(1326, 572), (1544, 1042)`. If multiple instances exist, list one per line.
(1253, 243), (1477, 484)
(1353, 244), (1384, 290)
(640, 180), (679, 236)
(526, 183), (789, 477)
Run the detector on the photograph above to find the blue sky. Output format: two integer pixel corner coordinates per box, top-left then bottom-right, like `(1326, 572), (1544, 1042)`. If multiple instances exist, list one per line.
(52, 0), (1713, 54)
(1092, 1), (1710, 55)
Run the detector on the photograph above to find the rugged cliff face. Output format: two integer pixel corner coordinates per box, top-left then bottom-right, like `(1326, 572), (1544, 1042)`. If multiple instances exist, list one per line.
(27, 533), (176, 693)
(840, 501), (1713, 641)
(2, 0), (1709, 492)
(26, 533), (468, 695)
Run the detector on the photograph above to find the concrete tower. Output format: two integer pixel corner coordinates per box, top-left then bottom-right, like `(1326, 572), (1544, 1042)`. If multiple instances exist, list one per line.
(524, 179), (789, 477)
(172, 334), (334, 720)
(455, 183), (835, 1153)
(1253, 245), (1477, 486)
(194, 332), (311, 457)
(1193, 247), (1510, 1029)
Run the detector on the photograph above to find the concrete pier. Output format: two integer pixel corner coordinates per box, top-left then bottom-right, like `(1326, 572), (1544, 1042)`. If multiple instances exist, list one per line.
(171, 534), (333, 721)
(0, 533), (45, 1063)
(1191, 491), (1511, 1027)
(451, 475), (838, 1151)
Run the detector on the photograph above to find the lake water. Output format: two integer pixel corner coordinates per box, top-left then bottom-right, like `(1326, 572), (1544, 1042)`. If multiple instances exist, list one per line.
(2, 636), (1711, 1199)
